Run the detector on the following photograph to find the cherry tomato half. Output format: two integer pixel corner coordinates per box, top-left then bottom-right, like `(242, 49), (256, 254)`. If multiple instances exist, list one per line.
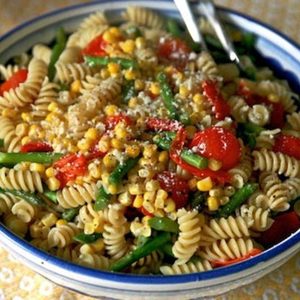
(273, 134), (300, 160)
(190, 127), (242, 170)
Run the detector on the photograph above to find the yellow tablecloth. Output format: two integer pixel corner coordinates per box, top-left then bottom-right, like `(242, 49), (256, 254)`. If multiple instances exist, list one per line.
(0, 1), (299, 299)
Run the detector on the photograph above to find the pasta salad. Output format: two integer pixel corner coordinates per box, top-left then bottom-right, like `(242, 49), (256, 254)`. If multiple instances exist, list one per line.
(0, 6), (299, 275)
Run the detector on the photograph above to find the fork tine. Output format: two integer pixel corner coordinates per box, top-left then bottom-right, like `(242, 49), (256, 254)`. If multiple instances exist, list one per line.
(197, 0), (241, 65)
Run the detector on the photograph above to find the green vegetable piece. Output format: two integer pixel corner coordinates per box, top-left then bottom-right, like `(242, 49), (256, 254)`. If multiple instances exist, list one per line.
(156, 72), (179, 120)
(48, 27), (66, 80)
(161, 242), (174, 257)
(166, 18), (182, 38)
(237, 122), (264, 149)
(44, 190), (57, 203)
(136, 235), (151, 247)
(62, 207), (79, 222)
(0, 139), (3, 147)
(153, 133), (208, 169)
(0, 152), (63, 165)
(0, 187), (44, 206)
(125, 26), (142, 38)
(73, 232), (102, 244)
(242, 32), (256, 50)
(148, 217), (179, 233)
(94, 186), (111, 211)
(85, 56), (138, 69)
(218, 183), (258, 218)
(122, 80), (136, 103)
(110, 232), (171, 272)
(109, 157), (140, 185)
(205, 35), (223, 50)
(190, 191), (206, 211)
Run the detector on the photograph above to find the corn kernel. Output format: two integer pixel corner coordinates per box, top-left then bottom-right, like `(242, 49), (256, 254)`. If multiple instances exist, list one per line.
(84, 222), (95, 234)
(149, 82), (160, 95)
(90, 166), (101, 179)
(56, 219), (67, 227)
(107, 62), (120, 76)
(111, 138), (123, 150)
(143, 202), (154, 213)
(129, 183), (144, 195)
(135, 37), (146, 49)
(144, 191), (156, 202)
(109, 27), (122, 37)
(193, 93), (204, 104)
(115, 126), (128, 140)
(104, 104), (118, 116)
(125, 144), (140, 158)
(2, 108), (17, 118)
(45, 167), (55, 178)
(90, 239), (105, 252)
(21, 112), (32, 122)
(100, 68), (110, 79)
(185, 125), (197, 139)
(75, 176), (84, 185)
(207, 196), (220, 211)
(107, 184), (118, 195)
(154, 196), (165, 209)
(28, 124), (39, 137)
(70, 80), (82, 94)
(143, 144), (157, 158)
(197, 177), (213, 192)
(103, 31), (116, 43)
(47, 177), (61, 191)
(118, 191), (132, 206)
(41, 213), (58, 227)
(98, 137), (111, 152)
(208, 159), (222, 171)
(47, 101), (59, 112)
(188, 178), (198, 190)
(128, 97), (138, 108)
(164, 198), (176, 213)
(103, 153), (117, 169)
(120, 39), (135, 54)
(124, 69), (137, 81)
(45, 112), (59, 123)
(145, 180), (160, 192)
(133, 195), (144, 208)
(77, 138), (92, 152)
(29, 163), (45, 173)
(84, 128), (98, 140)
(134, 79), (145, 91)
(158, 151), (169, 163)
(179, 85), (189, 97)
(154, 209), (165, 217)
(68, 144), (79, 153)
(80, 244), (93, 254)
(267, 93), (280, 103)
(21, 136), (31, 146)
(156, 189), (168, 202)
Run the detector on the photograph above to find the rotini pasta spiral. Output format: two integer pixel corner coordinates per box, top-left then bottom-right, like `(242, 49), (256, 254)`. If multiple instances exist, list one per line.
(228, 96), (250, 123)
(160, 259), (212, 275)
(247, 190), (269, 210)
(259, 171), (290, 212)
(11, 199), (37, 223)
(0, 167), (43, 193)
(0, 116), (22, 152)
(0, 193), (20, 215)
(0, 64), (21, 80)
(56, 245), (80, 262)
(196, 51), (218, 76)
(57, 47), (82, 64)
(123, 6), (165, 29)
(284, 177), (300, 201)
(32, 44), (52, 64)
(48, 223), (79, 248)
(57, 182), (97, 209)
(172, 209), (202, 264)
(77, 253), (110, 270)
(287, 112), (300, 131)
(198, 238), (254, 261)
(3, 214), (28, 237)
(252, 148), (300, 178)
(248, 104), (270, 126)
(79, 11), (108, 30)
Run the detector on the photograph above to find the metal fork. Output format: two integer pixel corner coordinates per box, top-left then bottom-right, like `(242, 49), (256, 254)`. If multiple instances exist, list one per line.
(173, 0), (241, 66)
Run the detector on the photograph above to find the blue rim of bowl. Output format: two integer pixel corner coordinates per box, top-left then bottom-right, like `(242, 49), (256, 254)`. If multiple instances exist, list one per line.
(0, 0), (299, 286)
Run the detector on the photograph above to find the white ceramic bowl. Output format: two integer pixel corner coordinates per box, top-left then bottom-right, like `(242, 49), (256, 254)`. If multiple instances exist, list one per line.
(0, 1), (300, 299)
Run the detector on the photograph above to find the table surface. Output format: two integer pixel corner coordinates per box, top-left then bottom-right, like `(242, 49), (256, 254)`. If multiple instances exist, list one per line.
(0, 0), (299, 299)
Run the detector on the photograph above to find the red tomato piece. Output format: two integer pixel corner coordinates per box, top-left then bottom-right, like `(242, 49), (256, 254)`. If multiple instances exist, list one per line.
(105, 114), (132, 130)
(20, 141), (53, 153)
(146, 117), (183, 131)
(269, 102), (285, 129)
(81, 34), (108, 57)
(156, 171), (189, 209)
(212, 248), (262, 267)
(257, 211), (300, 247)
(53, 153), (88, 187)
(157, 38), (190, 65)
(190, 127), (242, 170)
(273, 134), (300, 160)
(202, 80), (231, 120)
(138, 206), (154, 217)
(0, 69), (28, 96)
